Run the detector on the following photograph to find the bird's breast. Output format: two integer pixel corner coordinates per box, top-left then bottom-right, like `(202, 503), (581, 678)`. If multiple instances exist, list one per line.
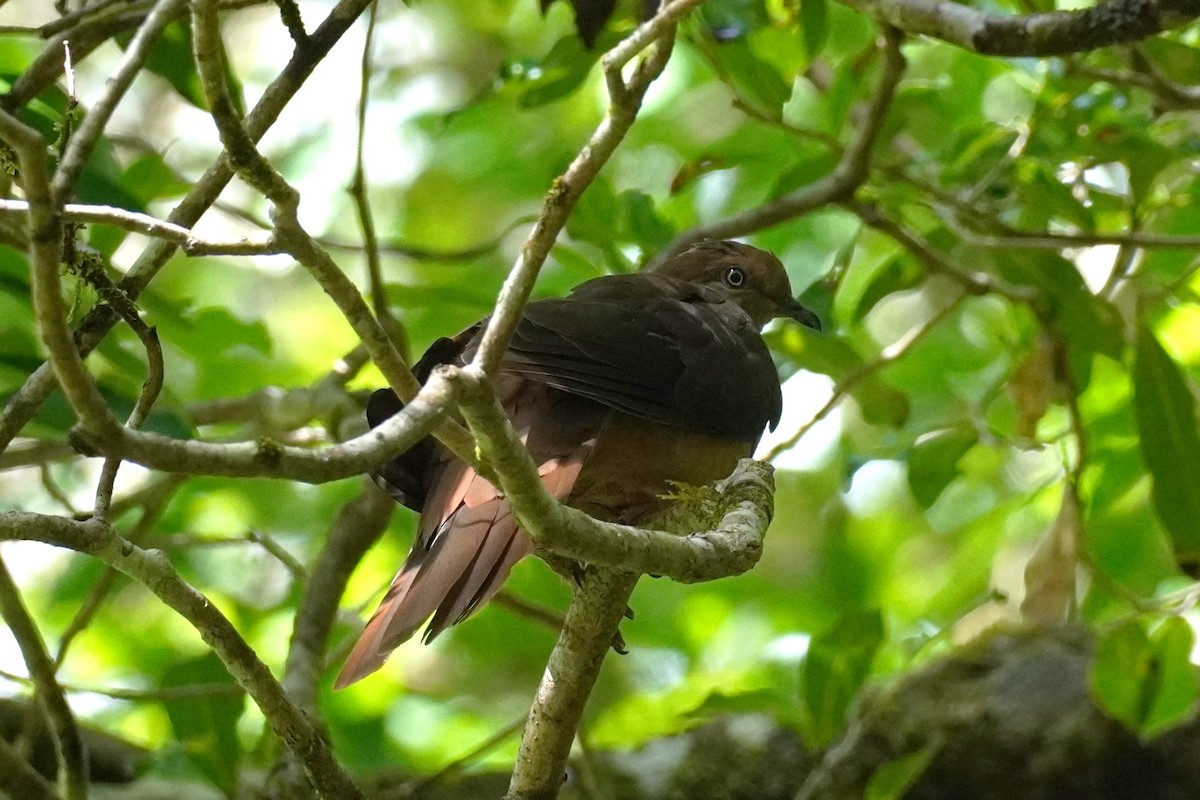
(565, 412), (754, 525)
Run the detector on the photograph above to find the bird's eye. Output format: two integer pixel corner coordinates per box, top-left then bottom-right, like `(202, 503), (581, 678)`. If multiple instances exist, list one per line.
(722, 266), (746, 288)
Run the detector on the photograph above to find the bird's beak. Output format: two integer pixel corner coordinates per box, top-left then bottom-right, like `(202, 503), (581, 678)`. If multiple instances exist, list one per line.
(782, 298), (821, 331)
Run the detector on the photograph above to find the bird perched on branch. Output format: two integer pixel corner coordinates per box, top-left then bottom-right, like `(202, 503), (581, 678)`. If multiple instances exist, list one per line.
(336, 240), (820, 688)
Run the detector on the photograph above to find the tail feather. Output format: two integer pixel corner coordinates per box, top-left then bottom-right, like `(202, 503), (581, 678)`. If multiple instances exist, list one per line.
(424, 504), (527, 640)
(336, 381), (602, 688)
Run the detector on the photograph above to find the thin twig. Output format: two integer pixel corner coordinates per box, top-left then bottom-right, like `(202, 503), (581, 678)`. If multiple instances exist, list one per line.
(348, 0), (408, 360)
(471, 10), (688, 376)
(0, 511), (366, 800)
(0, 110), (124, 440)
(0, 0), (379, 457)
(493, 590), (567, 632)
(0, 736), (57, 800)
(90, 289), (164, 520)
(0, 199), (281, 254)
(51, 0), (188, 202)
(57, 479), (182, 666)
(0, 669), (245, 701)
(656, 27), (906, 262)
(765, 294), (966, 461)
(191, 0), (480, 471)
(263, 479), (393, 799)
(835, 0), (1199, 56)
(413, 714), (528, 795)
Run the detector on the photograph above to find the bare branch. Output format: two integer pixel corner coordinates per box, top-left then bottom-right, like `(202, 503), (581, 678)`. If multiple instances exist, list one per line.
(191, 0), (480, 471)
(281, 479), (393, 714)
(0, 111), (125, 439)
(470, 5), (689, 375)
(450, 367), (775, 582)
(507, 569), (638, 800)
(766, 294), (967, 461)
(657, 27), (906, 262)
(0, 0), (378, 456)
(348, 1), (408, 360)
(0, 199), (281, 255)
(0, 511), (366, 800)
(73, 371), (456, 482)
(838, 0), (1200, 56)
(51, 0), (189, 202)
(0, 736), (57, 800)
(265, 479), (393, 799)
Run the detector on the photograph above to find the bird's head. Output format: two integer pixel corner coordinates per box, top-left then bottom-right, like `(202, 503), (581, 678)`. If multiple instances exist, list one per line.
(657, 240), (821, 331)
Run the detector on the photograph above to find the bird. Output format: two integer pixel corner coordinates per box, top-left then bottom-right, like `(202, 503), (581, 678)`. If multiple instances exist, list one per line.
(335, 240), (820, 688)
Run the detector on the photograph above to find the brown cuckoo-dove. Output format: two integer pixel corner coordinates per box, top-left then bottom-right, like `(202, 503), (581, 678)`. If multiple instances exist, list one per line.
(335, 240), (820, 688)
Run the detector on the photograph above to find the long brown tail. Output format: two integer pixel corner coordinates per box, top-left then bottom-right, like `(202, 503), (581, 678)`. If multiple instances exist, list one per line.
(335, 463), (532, 688)
(336, 381), (599, 689)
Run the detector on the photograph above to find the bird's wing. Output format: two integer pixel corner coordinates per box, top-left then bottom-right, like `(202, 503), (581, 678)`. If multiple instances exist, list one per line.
(498, 275), (783, 440)
(366, 323), (483, 512)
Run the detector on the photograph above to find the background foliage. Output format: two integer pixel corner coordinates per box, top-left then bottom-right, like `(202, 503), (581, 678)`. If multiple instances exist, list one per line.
(2, 0), (1200, 795)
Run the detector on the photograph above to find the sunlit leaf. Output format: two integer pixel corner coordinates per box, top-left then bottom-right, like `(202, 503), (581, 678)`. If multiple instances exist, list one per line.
(907, 427), (977, 509)
(799, 607), (884, 746)
(1091, 620), (1154, 732)
(1133, 326), (1200, 563)
(799, 0), (828, 61)
(1091, 617), (1198, 738)
(620, 190), (674, 252)
(1144, 617), (1198, 736)
(864, 742), (939, 800)
(162, 653), (246, 796)
(517, 35), (601, 107)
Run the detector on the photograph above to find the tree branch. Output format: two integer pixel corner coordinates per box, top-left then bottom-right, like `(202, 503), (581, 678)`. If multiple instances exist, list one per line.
(265, 478), (394, 800)
(0, 0), (378, 456)
(656, 27), (906, 262)
(838, 0), (1200, 56)
(50, 0), (188, 202)
(0, 512), (366, 800)
(0, 200), (282, 256)
(0, 111), (125, 440)
(470, 1), (693, 376)
(451, 368), (775, 583)
(0, 736), (57, 800)
(506, 569), (639, 800)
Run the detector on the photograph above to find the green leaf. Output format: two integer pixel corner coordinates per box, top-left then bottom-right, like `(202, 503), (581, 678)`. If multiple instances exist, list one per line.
(775, 332), (910, 427)
(992, 251), (1122, 385)
(567, 176), (621, 247)
(118, 22), (246, 115)
(1091, 617), (1199, 738)
(1091, 620), (1155, 732)
(686, 688), (789, 718)
(799, 607), (884, 746)
(1144, 617), (1198, 736)
(771, 151), (839, 199)
(799, 0), (829, 61)
(517, 35), (600, 108)
(619, 190), (674, 252)
(161, 652), (245, 796)
(74, 137), (146, 211)
(1133, 326), (1200, 562)
(713, 37), (793, 110)
(865, 742), (940, 800)
(907, 427), (978, 509)
(122, 153), (191, 205)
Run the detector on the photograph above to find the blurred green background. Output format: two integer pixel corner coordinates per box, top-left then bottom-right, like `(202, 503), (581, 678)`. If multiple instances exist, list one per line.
(2, 0), (1199, 791)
